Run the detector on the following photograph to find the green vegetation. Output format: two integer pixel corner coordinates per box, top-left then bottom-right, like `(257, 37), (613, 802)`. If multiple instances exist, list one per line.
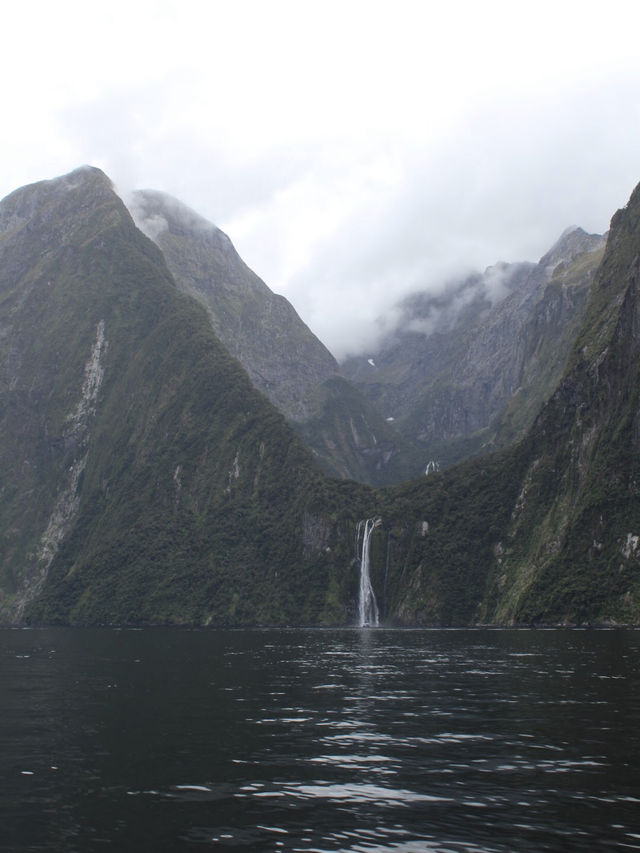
(1, 168), (639, 627)
(133, 189), (418, 487)
(495, 248), (604, 448)
(294, 375), (424, 485)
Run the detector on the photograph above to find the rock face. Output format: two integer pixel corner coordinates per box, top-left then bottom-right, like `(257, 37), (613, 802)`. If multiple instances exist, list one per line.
(486, 194), (640, 625)
(1, 165), (639, 628)
(0, 167), (375, 625)
(0, 168), (123, 617)
(128, 190), (414, 485)
(129, 189), (339, 422)
(342, 228), (606, 470)
(373, 191), (640, 626)
(128, 191), (607, 485)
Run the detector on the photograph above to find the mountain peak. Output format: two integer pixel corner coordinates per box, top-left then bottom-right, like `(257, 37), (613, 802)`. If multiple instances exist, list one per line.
(538, 225), (605, 275)
(1, 165), (111, 217)
(124, 186), (339, 422)
(1, 165), (639, 627)
(0, 167), (133, 271)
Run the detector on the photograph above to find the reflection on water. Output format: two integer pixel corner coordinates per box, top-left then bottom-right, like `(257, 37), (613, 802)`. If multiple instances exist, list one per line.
(1, 627), (639, 852)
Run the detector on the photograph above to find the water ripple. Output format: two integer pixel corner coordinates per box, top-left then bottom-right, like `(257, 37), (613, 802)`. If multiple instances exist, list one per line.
(2, 626), (639, 852)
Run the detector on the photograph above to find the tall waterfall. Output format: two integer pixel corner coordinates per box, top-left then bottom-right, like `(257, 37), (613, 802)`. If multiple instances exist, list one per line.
(356, 517), (381, 627)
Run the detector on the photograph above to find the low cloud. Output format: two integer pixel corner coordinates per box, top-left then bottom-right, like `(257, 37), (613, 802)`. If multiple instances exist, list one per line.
(131, 211), (168, 242)
(227, 78), (640, 359)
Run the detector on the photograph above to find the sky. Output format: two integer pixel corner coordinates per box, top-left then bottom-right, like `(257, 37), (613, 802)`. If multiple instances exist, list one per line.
(2, 0), (640, 359)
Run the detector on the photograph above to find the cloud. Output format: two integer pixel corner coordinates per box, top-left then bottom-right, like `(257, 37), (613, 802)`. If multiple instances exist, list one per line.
(44, 63), (640, 362)
(131, 212), (169, 242)
(1, 2), (640, 363)
(221, 73), (640, 359)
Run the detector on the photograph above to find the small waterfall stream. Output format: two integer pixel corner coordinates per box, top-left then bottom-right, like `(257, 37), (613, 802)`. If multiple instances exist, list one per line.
(356, 517), (381, 627)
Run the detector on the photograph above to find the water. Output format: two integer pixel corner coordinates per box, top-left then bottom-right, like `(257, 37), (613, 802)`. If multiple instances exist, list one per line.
(1, 627), (639, 852)
(356, 518), (380, 627)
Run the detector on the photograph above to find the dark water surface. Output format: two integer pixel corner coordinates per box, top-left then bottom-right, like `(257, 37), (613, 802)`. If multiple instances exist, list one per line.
(1, 627), (639, 852)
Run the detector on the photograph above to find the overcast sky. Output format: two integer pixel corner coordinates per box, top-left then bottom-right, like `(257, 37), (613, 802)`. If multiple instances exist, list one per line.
(3, 0), (640, 358)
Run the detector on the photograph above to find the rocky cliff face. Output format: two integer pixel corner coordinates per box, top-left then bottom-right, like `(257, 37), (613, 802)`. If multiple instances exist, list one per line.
(342, 229), (605, 471)
(293, 375), (423, 485)
(1, 166), (638, 628)
(129, 190), (339, 422)
(0, 167), (133, 617)
(128, 190), (412, 485)
(0, 167), (377, 625)
(484, 193), (640, 624)
(370, 191), (639, 626)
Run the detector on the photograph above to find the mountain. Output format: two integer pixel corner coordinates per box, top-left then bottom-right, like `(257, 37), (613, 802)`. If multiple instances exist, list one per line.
(1, 166), (639, 627)
(128, 189), (604, 487)
(342, 228), (605, 471)
(0, 167), (375, 625)
(128, 189), (415, 484)
(369, 190), (640, 626)
(128, 189), (338, 422)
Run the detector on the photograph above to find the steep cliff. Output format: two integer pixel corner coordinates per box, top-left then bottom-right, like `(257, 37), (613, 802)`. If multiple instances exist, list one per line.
(484, 189), (640, 624)
(343, 229), (605, 470)
(129, 189), (413, 484)
(129, 189), (339, 422)
(373, 189), (640, 626)
(0, 168), (374, 625)
(2, 167), (639, 628)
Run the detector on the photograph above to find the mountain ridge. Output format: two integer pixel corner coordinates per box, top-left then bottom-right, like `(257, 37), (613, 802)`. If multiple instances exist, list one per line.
(376, 191), (640, 626)
(342, 227), (606, 470)
(0, 167), (368, 625)
(129, 188), (339, 422)
(128, 187), (419, 484)
(128, 187), (606, 484)
(0, 165), (638, 627)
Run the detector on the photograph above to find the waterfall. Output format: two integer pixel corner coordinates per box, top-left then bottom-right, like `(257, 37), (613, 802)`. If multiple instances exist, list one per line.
(356, 517), (381, 627)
